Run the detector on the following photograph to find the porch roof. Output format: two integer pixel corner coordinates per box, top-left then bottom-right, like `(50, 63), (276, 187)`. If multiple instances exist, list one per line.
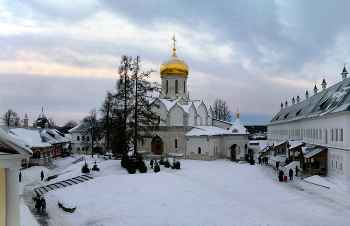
(304, 146), (327, 159)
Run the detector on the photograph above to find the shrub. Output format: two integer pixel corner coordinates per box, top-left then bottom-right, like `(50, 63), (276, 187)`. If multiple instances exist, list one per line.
(127, 162), (136, 174)
(121, 153), (130, 168)
(81, 161), (90, 173)
(171, 158), (181, 169)
(164, 158), (171, 168)
(92, 164), (100, 171)
(138, 160), (148, 173)
(159, 156), (164, 165)
(154, 160), (160, 173)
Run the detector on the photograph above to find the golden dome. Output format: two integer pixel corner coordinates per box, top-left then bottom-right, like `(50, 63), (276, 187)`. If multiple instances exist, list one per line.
(160, 35), (189, 77)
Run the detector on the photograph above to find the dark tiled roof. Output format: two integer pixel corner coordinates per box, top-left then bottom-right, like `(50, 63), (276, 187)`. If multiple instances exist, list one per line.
(270, 77), (350, 124)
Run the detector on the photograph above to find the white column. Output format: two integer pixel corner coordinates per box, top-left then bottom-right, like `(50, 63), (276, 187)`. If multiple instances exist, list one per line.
(5, 168), (20, 226)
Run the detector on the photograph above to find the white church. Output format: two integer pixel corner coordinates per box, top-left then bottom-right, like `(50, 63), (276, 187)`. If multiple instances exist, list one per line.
(268, 65), (350, 182)
(137, 36), (250, 161)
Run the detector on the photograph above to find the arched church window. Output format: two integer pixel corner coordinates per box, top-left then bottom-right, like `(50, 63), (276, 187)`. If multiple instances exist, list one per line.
(198, 147), (201, 154)
(166, 80), (168, 93)
(175, 80), (178, 93)
(141, 138), (144, 147)
(175, 139), (177, 148)
(184, 81), (186, 93)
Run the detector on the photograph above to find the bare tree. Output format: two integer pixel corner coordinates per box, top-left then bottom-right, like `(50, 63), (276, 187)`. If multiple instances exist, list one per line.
(49, 118), (57, 127)
(64, 120), (78, 128)
(81, 108), (104, 156)
(213, 98), (232, 122)
(1, 109), (21, 126)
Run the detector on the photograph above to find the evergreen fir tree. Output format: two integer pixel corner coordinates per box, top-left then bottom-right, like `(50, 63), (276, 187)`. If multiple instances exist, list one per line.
(154, 160), (160, 173)
(159, 156), (164, 165)
(127, 161), (136, 174)
(164, 158), (171, 168)
(92, 160), (100, 171)
(81, 161), (90, 173)
(171, 158), (181, 169)
(138, 160), (148, 173)
(121, 153), (130, 168)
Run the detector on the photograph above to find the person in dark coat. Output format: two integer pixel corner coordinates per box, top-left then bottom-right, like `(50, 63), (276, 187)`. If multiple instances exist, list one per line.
(35, 198), (41, 213)
(279, 170), (284, 182)
(285, 158), (288, 165)
(262, 156), (265, 165)
(295, 166), (299, 176)
(41, 196), (46, 212)
(150, 159), (154, 169)
(289, 168), (293, 180)
(258, 156), (261, 164)
(19, 172), (21, 182)
(276, 162), (279, 170)
(265, 156), (268, 165)
(41, 171), (44, 181)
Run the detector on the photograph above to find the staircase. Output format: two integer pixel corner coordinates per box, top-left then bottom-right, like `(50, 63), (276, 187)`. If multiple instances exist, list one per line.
(71, 156), (85, 164)
(34, 174), (94, 197)
(44, 162), (58, 170)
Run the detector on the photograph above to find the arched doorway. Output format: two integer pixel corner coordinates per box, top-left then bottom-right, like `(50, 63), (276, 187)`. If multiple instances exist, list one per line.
(230, 144), (237, 161)
(151, 135), (164, 155)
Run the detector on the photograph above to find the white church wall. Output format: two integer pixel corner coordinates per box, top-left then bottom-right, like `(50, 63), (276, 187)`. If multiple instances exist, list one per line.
(188, 106), (196, 126)
(328, 148), (346, 181)
(169, 105), (184, 126)
(151, 103), (168, 126)
(197, 104), (207, 126)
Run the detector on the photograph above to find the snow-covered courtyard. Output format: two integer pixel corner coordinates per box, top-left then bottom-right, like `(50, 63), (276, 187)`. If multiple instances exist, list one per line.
(20, 155), (350, 226)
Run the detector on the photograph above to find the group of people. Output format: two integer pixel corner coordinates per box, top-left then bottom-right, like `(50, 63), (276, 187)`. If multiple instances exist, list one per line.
(35, 196), (46, 213)
(278, 166), (299, 182)
(258, 156), (268, 165)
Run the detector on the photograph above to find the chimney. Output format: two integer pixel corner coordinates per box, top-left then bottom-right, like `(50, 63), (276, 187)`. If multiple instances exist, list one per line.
(321, 76), (327, 91)
(313, 82), (318, 95)
(45, 122), (48, 128)
(33, 120), (37, 128)
(292, 95), (295, 105)
(285, 99), (288, 108)
(280, 102), (283, 110)
(341, 63), (348, 80)
(23, 113), (28, 127)
(305, 89), (309, 99)
(296, 93), (300, 103)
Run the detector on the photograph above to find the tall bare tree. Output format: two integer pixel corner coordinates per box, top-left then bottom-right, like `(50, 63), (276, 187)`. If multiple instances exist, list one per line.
(213, 98), (232, 122)
(64, 120), (78, 128)
(1, 109), (21, 126)
(81, 108), (104, 156)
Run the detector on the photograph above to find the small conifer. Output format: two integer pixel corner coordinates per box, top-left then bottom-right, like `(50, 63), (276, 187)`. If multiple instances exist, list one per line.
(138, 160), (148, 173)
(92, 160), (100, 171)
(154, 160), (160, 173)
(121, 153), (130, 168)
(127, 161), (136, 174)
(164, 158), (171, 168)
(81, 161), (90, 173)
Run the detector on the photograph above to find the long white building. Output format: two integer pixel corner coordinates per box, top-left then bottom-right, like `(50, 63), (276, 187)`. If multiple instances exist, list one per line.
(268, 66), (350, 181)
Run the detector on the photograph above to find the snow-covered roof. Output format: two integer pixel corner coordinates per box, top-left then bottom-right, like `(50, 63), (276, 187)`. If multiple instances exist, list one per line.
(157, 98), (208, 116)
(259, 140), (269, 151)
(186, 126), (230, 136)
(228, 117), (249, 134)
(304, 146), (327, 158)
(2, 127), (72, 149)
(270, 74), (350, 124)
(273, 140), (286, 148)
(0, 127), (33, 155)
(288, 140), (304, 150)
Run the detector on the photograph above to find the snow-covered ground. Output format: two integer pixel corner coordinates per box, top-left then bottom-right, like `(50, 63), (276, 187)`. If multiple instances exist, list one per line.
(20, 155), (350, 226)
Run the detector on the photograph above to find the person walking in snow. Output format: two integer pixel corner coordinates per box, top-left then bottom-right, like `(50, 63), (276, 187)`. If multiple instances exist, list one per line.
(150, 159), (154, 169)
(289, 168), (293, 180)
(262, 156), (265, 165)
(295, 166), (299, 176)
(276, 162), (279, 170)
(41, 196), (46, 212)
(284, 170), (288, 182)
(285, 158), (288, 165)
(41, 171), (44, 181)
(265, 156), (268, 165)
(258, 156), (261, 164)
(35, 198), (41, 213)
(279, 170), (283, 182)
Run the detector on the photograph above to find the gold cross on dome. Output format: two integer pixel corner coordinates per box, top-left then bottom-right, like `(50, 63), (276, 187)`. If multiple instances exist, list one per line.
(172, 34), (177, 50)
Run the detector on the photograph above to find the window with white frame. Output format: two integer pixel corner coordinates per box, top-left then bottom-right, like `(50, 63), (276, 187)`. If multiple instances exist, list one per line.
(336, 129), (338, 141)
(77, 136), (80, 141)
(340, 128), (343, 141)
(331, 128), (334, 141)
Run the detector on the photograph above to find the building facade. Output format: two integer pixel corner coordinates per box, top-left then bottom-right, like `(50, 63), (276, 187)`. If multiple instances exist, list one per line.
(268, 66), (350, 181)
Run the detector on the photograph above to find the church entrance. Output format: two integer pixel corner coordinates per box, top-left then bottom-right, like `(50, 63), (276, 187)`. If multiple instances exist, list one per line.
(230, 144), (237, 161)
(151, 135), (164, 155)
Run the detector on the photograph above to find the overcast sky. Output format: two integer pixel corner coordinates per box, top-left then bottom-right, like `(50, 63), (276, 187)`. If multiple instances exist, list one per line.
(1, 0), (350, 126)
